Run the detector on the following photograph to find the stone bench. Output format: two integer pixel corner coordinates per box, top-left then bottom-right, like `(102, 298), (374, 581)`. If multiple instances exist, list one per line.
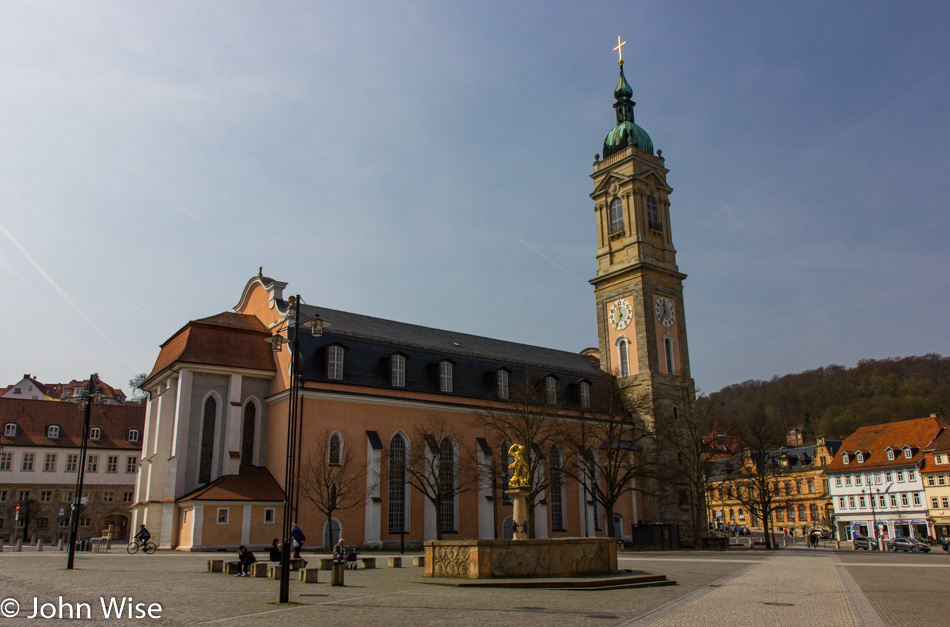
(412, 556), (425, 567)
(250, 562), (269, 578)
(290, 558), (308, 571)
(360, 557), (376, 569)
(268, 564), (281, 580)
(225, 561), (240, 574)
(299, 567), (319, 583)
(318, 558), (333, 570)
(207, 559), (225, 573)
(751, 540), (767, 550)
(388, 556), (402, 568)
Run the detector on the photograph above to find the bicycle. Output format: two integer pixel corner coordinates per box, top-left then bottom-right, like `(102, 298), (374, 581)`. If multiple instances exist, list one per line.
(127, 539), (157, 554)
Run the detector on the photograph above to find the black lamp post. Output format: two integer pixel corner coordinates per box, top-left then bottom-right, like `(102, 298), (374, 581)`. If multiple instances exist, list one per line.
(270, 295), (324, 604)
(66, 374), (100, 570)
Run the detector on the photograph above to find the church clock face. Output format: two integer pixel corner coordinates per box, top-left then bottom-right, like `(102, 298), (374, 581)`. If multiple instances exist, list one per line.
(655, 297), (675, 327)
(608, 299), (633, 330)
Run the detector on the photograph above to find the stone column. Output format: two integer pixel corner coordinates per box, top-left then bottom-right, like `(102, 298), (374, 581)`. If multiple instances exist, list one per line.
(507, 488), (531, 541)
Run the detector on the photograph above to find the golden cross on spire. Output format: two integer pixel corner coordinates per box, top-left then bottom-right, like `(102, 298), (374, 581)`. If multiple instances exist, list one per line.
(614, 35), (626, 65)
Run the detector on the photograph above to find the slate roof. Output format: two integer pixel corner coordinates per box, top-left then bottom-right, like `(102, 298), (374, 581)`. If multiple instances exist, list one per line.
(824, 416), (947, 473)
(293, 303), (610, 410)
(0, 398), (145, 450)
(177, 465), (283, 502)
(145, 312), (276, 386)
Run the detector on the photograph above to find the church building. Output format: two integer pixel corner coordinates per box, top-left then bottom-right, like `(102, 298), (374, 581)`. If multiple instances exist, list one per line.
(131, 54), (695, 551)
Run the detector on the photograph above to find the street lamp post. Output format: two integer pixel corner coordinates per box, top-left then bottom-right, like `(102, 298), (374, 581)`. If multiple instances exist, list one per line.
(67, 374), (100, 570)
(273, 295), (324, 604)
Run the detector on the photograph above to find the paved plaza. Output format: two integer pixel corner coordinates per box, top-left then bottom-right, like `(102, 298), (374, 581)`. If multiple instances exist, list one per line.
(0, 546), (947, 625)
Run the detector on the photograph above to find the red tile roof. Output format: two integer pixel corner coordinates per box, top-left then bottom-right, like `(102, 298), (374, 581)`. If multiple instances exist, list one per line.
(0, 398), (145, 450)
(920, 426), (950, 471)
(145, 312), (276, 386)
(824, 416), (947, 473)
(177, 465), (283, 502)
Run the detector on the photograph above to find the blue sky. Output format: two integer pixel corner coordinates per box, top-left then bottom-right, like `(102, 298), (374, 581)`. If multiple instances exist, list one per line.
(1, 1), (948, 396)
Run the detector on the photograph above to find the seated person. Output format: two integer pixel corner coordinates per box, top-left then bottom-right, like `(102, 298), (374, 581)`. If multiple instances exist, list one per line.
(346, 546), (358, 569)
(269, 539), (281, 562)
(236, 545), (256, 577)
(333, 537), (346, 562)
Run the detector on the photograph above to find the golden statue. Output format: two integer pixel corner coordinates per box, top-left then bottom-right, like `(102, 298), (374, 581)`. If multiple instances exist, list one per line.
(507, 443), (531, 489)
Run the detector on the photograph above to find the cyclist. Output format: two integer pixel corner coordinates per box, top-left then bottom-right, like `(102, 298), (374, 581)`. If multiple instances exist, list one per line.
(134, 524), (151, 546)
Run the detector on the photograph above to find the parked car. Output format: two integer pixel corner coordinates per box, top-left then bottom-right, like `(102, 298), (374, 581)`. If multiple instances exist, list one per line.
(809, 527), (832, 539)
(737, 526), (751, 536)
(887, 537), (931, 553)
(852, 535), (878, 550)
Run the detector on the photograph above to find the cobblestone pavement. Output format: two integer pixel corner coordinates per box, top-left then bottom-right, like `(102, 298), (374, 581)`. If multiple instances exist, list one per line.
(0, 548), (946, 626)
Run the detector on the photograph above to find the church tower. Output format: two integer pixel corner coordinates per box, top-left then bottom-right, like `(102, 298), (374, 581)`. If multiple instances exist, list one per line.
(590, 55), (694, 410)
(590, 49), (697, 537)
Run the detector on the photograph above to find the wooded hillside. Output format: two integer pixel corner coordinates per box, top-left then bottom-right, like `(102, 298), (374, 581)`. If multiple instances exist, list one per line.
(704, 354), (950, 441)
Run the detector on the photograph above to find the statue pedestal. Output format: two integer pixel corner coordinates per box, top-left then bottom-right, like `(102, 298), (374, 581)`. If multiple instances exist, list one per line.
(424, 537), (618, 579)
(506, 488), (531, 540)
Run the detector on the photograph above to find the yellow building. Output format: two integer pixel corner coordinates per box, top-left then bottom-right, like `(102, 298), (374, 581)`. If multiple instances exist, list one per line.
(922, 428), (950, 540)
(706, 437), (841, 531)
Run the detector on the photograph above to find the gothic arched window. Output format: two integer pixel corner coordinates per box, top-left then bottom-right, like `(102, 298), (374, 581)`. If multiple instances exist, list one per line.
(241, 403), (256, 466)
(199, 396), (217, 484)
(387, 433), (407, 534)
(439, 437), (457, 533)
(608, 198), (624, 235)
(328, 432), (342, 466)
(550, 445), (566, 532)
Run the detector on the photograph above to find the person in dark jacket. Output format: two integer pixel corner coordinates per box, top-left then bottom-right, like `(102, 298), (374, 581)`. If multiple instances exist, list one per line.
(236, 545), (256, 577)
(269, 539), (281, 562)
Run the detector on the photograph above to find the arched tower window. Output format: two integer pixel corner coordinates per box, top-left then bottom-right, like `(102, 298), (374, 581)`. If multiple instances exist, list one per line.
(388, 433), (407, 534)
(664, 336), (675, 375)
(617, 337), (630, 377)
(608, 198), (624, 235)
(328, 432), (342, 466)
(199, 396), (217, 484)
(439, 437), (457, 533)
(241, 402), (256, 466)
(647, 195), (662, 231)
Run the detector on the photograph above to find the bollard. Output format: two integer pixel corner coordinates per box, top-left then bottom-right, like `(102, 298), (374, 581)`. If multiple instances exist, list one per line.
(38, 539), (44, 552)
(15, 539), (23, 552)
(58, 538), (64, 551)
(31, 535), (37, 546)
(0, 540), (4, 552)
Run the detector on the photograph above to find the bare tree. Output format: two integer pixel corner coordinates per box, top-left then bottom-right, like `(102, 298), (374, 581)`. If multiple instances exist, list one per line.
(717, 407), (794, 549)
(395, 417), (478, 541)
(559, 376), (651, 541)
(472, 373), (562, 538)
(128, 373), (148, 405)
(298, 428), (369, 548)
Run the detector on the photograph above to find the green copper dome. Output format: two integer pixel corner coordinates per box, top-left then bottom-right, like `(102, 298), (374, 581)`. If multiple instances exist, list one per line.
(603, 63), (653, 158)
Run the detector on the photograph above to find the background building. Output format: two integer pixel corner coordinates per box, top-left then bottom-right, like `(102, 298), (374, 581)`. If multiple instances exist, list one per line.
(0, 398), (144, 544)
(826, 415), (945, 542)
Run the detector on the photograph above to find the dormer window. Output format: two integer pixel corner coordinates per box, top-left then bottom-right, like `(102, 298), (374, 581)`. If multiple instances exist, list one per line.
(327, 345), (345, 380)
(46, 425), (60, 439)
(903, 446), (913, 459)
(886, 448), (895, 461)
(3, 423), (16, 437)
(495, 369), (509, 400)
(578, 380), (591, 409)
(127, 429), (140, 443)
(89, 426), (102, 441)
(439, 361), (453, 393)
(856, 451), (864, 463)
(544, 376), (557, 405)
(842, 452), (850, 465)
(390, 354), (406, 388)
